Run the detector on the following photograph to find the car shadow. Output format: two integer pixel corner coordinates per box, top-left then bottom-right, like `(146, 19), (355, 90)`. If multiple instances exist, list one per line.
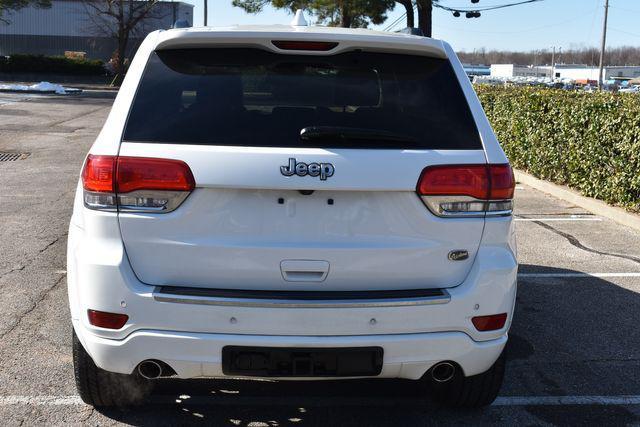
(96, 264), (640, 426)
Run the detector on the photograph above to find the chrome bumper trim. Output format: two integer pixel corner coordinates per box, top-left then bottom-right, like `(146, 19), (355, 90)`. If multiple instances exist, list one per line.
(153, 288), (451, 308)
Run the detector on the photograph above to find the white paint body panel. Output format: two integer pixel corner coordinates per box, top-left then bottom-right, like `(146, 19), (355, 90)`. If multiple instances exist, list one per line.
(68, 25), (517, 380)
(117, 144), (487, 290)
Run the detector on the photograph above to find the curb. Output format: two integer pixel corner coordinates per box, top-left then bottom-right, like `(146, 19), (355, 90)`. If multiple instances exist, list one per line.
(0, 89), (82, 95)
(514, 169), (640, 232)
(0, 81), (118, 92)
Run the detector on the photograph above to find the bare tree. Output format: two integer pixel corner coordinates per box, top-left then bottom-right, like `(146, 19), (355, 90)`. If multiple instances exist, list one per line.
(0, 0), (50, 24)
(82, 0), (166, 78)
(457, 46), (640, 67)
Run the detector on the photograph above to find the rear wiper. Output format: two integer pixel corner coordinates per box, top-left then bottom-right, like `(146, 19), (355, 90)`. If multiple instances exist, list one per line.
(300, 126), (418, 144)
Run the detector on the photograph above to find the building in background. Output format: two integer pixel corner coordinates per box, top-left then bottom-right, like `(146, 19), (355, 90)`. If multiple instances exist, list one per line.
(491, 63), (640, 82)
(0, 0), (193, 61)
(490, 64), (552, 78)
(463, 64), (490, 78)
(551, 64), (640, 81)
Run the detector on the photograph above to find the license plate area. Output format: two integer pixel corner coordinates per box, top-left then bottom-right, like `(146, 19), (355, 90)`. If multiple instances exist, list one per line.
(222, 346), (383, 377)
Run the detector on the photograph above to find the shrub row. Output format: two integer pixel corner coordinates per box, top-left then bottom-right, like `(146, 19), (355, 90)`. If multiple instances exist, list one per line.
(0, 54), (105, 75)
(476, 86), (640, 212)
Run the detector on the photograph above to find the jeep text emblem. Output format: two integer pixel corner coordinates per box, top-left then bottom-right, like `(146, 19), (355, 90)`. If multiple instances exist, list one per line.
(280, 158), (335, 181)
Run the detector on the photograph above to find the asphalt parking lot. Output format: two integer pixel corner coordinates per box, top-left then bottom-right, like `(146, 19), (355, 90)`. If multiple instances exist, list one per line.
(1, 91), (639, 426)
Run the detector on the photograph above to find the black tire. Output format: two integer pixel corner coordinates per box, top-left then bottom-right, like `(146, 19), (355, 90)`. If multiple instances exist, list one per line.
(429, 349), (506, 408)
(73, 329), (154, 407)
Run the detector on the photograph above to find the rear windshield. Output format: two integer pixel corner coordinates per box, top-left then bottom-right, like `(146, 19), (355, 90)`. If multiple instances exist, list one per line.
(123, 48), (482, 149)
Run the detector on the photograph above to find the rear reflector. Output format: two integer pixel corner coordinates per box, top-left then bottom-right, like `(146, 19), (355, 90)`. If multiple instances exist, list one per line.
(82, 155), (116, 192)
(272, 40), (339, 51)
(472, 313), (508, 331)
(116, 157), (195, 193)
(87, 309), (128, 329)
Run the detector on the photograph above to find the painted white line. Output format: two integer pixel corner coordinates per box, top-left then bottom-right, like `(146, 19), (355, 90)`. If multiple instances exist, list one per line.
(2, 394), (640, 407)
(515, 217), (602, 222)
(494, 395), (640, 406)
(0, 396), (83, 406)
(519, 272), (640, 278)
(54, 270), (67, 274)
(515, 186), (525, 190)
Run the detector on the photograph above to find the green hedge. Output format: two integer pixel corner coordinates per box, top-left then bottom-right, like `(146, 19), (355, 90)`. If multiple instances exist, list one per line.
(0, 54), (105, 75)
(476, 86), (640, 212)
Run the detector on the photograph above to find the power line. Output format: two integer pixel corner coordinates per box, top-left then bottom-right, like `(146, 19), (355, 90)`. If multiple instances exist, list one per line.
(434, 0), (545, 13)
(432, 11), (596, 35)
(385, 0), (547, 31)
(609, 27), (640, 38)
(608, 6), (640, 15)
(384, 10), (408, 31)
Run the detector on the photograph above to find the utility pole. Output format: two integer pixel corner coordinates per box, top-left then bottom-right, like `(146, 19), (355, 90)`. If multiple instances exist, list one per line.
(204, 0), (208, 26)
(416, 0), (433, 37)
(551, 46), (556, 80)
(598, 0), (609, 89)
(172, 0), (177, 26)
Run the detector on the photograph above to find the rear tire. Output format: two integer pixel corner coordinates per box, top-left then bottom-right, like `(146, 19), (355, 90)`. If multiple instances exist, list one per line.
(429, 349), (506, 408)
(73, 329), (153, 407)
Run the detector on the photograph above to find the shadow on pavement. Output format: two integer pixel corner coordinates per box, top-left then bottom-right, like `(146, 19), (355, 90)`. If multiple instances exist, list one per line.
(95, 264), (640, 426)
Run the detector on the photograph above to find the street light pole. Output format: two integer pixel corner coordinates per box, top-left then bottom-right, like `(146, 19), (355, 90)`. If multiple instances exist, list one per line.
(598, 0), (609, 89)
(204, 0), (208, 26)
(551, 46), (556, 80)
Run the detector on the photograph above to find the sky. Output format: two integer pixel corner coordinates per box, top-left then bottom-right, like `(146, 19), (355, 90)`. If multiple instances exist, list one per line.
(181, 0), (640, 52)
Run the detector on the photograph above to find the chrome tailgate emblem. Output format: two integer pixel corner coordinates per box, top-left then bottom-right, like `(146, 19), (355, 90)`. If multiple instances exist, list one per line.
(280, 158), (335, 180)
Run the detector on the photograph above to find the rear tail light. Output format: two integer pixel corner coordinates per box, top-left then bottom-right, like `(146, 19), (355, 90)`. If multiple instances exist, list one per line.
(87, 309), (129, 329)
(417, 164), (515, 217)
(81, 155), (195, 213)
(82, 155), (117, 210)
(472, 313), (508, 331)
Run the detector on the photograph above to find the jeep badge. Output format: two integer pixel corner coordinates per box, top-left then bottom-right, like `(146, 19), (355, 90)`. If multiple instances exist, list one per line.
(280, 158), (335, 181)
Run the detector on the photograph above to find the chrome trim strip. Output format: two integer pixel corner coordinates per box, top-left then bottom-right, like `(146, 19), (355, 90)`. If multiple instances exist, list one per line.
(153, 289), (451, 308)
(118, 190), (190, 213)
(420, 195), (513, 218)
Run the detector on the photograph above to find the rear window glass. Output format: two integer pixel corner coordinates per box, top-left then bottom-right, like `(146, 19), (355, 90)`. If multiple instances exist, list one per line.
(123, 48), (482, 149)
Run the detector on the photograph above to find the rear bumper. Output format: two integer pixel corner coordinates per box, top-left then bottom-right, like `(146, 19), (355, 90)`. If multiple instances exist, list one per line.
(67, 214), (517, 380)
(74, 320), (507, 380)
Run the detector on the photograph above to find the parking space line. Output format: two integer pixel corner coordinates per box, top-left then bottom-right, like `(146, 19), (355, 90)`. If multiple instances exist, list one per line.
(493, 395), (640, 406)
(0, 396), (83, 405)
(515, 217), (602, 222)
(2, 394), (640, 407)
(518, 272), (640, 278)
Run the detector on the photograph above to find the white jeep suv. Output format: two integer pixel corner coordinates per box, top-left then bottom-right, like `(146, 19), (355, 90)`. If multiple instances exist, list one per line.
(68, 22), (517, 408)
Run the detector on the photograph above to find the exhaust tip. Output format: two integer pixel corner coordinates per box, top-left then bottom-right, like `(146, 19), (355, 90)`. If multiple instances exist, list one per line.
(431, 361), (456, 383)
(138, 360), (163, 380)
